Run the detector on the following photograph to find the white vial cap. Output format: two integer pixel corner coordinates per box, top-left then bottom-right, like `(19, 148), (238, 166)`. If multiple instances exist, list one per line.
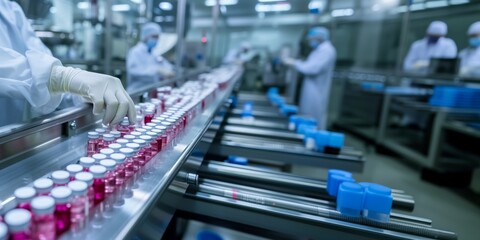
(130, 131), (142, 137)
(116, 139), (129, 146)
(99, 159), (116, 171)
(136, 128), (147, 133)
(95, 128), (106, 134)
(79, 157), (95, 167)
(119, 148), (134, 157)
(51, 170), (70, 184)
(87, 132), (99, 139)
(155, 125), (167, 131)
(100, 148), (115, 156)
(68, 181), (88, 195)
(110, 153), (126, 164)
(108, 143), (122, 151)
(146, 123), (157, 127)
(14, 187), (36, 202)
(92, 153), (107, 162)
(33, 178), (54, 194)
(75, 172), (93, 186)
(140, 135), (153, 142)
(103, 134), (115, 141)
(51, 187), (72, 204)
(0, 222), (7, 239)
(89, 165), (106, 178)
(126, 143), (140, 151)
(133, 139), (146, 147)
(66, 164), (83, 176)
(4, 209), (31, 232)
(124, 135), (136, 141)
(146, 131), (157, 137)
(110, 130), (121, 138)
(31, 196), (55, 215)
(151, 129), (163, 134)
(143, 126), (153, 131)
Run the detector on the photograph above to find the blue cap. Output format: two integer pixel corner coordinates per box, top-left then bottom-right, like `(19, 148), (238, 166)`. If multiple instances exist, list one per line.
(225, 156), (248, 166)
(336, 182), (365, 217)
(268, 87), (279, 94)
(281, 105), (298, 116)
(315, 130), (330, 152)
(308, 27), (330, 41)
(304, 129), (317, 143)
(361, 183), (393, 222)
(289, 115), (300, 123)
(327, 170), (355, 197)
(196, 230), (223, 240)
(297, 124), (317, 135)
(328, 133), (345, 149)
(241, 102), (253, 118)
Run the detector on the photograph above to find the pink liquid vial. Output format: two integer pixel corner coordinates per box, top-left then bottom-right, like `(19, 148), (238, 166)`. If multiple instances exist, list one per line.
(14, 187), (36, 211)
(117, 119), (132, 137)
(86, 132), (99, 157)
(110, 131), (121, 141)
(100, 148), (115, 157)
(66, 164), (83, 181)
(4, 209), (31, 240)
(146, 132), (160, 152)
(102, 134), (115, 150)
(50, 187), (72, 237)
(88, 165), (106, 206)
(139, 135), (154, 161)
(0, 223), (7, 240)
(31, 196), (56, 240)
(33, 178), (54, 196)
(67, 181), (88, 233)
(99, 160), (117, 195)
(108, 143), (123, 153)
(78, 157), (95, 171)
(116, 139), (130, 147)
(92, 153), (107, 164)
(120, 148), (135, 179)
(75, 172), (95, 217)
(110, 153), (126, 186)
(126, 143), (141, 173)
(95, 128), (107, 150)
(51, 170), (70, 187)
(132, 139), (147, 170)
(144, 109), (154, 124)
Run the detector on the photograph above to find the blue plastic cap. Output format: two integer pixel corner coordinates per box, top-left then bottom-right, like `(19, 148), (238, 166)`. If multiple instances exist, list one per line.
(336, 182), (365, 217)
(297, 124), (317, 135)
(268, 87), (279, 94)
(289, 115), (300, 123)
(197, 230), (223, 240)
(304, 129), (317, 141)
(315, 130), (330, 152)
(281, 105), (298, 116)
(327, 173), (355, 197)
(362, 183), (393, 222)
(328, 133), (345, 149)
(226, 156), (248, 165)
(328, 169), (352, 180)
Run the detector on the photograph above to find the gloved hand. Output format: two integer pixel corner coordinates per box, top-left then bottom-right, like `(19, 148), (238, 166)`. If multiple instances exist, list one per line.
(49, 66), (136, 125)
(282, 57), (297, 66)
(412, 60), (429, 70)
(459, 66), (471, 76)
(158, 68), (175, 78)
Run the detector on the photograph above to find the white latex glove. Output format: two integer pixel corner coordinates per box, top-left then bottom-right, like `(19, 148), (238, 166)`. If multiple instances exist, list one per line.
(49, 66), (136, 125)
(459, 66), (471, 76)
(158, 68), (175, 78)
(282, 57), (296, 66)
(412, 60), (429, 70)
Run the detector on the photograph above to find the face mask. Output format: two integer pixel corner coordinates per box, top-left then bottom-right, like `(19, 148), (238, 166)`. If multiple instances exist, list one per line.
(309, 40), (321, 48)
(146, 38), (158, 51)
(427, 36), (440, 45)
(469, 37), (480, 47)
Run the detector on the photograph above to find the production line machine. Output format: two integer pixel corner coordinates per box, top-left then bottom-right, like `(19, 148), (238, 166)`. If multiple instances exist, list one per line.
(0, 67), (457, 239)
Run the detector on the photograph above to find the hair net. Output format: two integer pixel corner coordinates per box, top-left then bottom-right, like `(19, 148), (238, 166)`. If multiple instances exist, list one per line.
(468, 21), (480, 35)
(427, 21), (447, 35)
(307, 27), (330, 41)
(141, 22), (161, 40)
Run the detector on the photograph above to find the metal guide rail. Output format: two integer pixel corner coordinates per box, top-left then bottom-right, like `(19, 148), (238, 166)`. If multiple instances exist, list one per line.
(0, 69), (242, 239)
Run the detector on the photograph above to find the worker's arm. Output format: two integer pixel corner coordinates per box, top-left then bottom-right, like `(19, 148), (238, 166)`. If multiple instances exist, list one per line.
(126, 48), (158, 78)
(403, 43), (418, 72)
(294, 46), (335, 76)
(223, 49), (238, 65)
(443, 40), (458, 58)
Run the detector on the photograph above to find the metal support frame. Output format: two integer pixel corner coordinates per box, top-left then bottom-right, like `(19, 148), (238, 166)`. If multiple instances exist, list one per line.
(175, 0), (187, 79)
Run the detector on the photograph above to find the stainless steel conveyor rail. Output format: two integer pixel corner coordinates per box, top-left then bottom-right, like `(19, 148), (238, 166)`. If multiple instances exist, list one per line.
(0, 69), (241, 239)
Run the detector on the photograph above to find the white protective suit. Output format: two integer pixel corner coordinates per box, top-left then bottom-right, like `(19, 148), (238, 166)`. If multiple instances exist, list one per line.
(126, 42), (173, 91)
(0, 0), (63, 126)
(294, 41), (336, 130)
(459, 22), (480, 78)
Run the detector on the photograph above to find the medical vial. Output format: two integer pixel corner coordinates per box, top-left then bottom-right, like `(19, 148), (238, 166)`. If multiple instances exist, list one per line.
(109, 131), (121, 141)
(14, 187), (36, 211)
(0, 222), (7, 240)
(126, 143), (141, 173)
(66, 164), (83, 181)
(144, 109), (154, 124)
(116, 139), (129, 147)
(78, 157), (95, 171)
(86, 132), (99, 157)
(110, 153), (126, 187)
(88, 165), (106, 206)
(101, 134), (115, 150)
(99, 160), (117, 195)
(33, 178), (54, 196)
(119, 148), (135, 180)
(74, 172), (94, 217)
(151, 129), (164, 151)
(50, 187), (72, 237)
(161, 122), (173, 143)
(92, 153), (107, 163)
(67, 181), (88, 233)
(51, 170), (70, 187)
(139, 135), (154, 162)
(155, 125), (168, 149)
(4, 209), (31, 240)
(31, 196), (56, 240)
(123, 134), (136, 142)
(94, 128), (106, 150)
(146, 131), (159, 154)
(117, 119), (132, 137)
(132, 139), (147, 171)
(99, 148), (115, 158)
(130, 131), (142, 139)
(108, 143), (122, 153)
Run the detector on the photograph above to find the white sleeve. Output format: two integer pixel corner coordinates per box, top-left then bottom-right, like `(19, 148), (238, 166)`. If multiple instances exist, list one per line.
(126, 48), (157, 77)
(403, 43), (418, 71)
(444, 40), (457, 58)
(223, 49), (238, 64)
(0, 47), (63, 114)
(294, 47), (333, 76)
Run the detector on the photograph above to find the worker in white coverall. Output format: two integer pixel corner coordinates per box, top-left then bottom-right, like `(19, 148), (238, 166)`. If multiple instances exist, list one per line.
(458, 21), (480, 78)
(0, 0), (135, 126)
(283, 27), (336, 130)
(403, 21), (457, 74)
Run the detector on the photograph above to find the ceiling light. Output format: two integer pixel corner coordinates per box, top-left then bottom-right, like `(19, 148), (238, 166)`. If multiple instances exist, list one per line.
(449, 0), (469, 4)
(308, 0), (324, 10)
(77, 2), (89, 9)
(130, 0), (142, 4)
(205, 0), (238, 6)
(331, 8), (354, 17)
(426, 0), (448, 8)
(112, 4), (131, 12)
(410, 3), (425, 11)
(159, 2), (173, 11)
(220, 5), (227, 14)
(258, 0), (284, 2)
(255, 3), (291, 12)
